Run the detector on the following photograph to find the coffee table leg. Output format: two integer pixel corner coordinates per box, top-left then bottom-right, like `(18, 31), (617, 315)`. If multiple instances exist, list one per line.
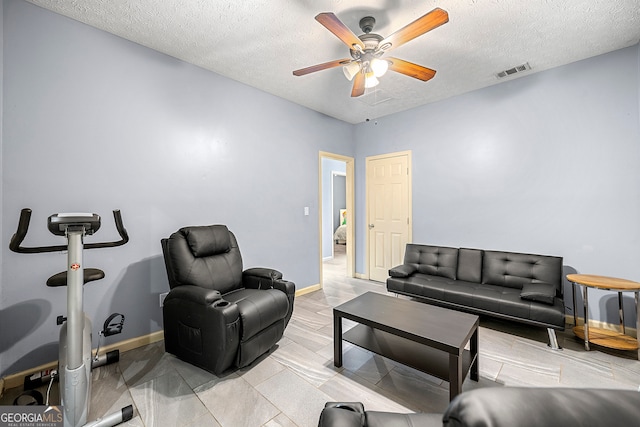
(333, 311), (343, 367)
(449, 353), (462, 401)
(470, 327), (479, 381)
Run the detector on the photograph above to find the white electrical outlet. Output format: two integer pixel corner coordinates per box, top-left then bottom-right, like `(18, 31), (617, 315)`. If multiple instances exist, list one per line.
(159, 292), (169, 307)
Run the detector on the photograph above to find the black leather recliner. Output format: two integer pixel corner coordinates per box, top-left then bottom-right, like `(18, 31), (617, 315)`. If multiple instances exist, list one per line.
(161, 224), (295, 374)
(318, 387), (640, 427)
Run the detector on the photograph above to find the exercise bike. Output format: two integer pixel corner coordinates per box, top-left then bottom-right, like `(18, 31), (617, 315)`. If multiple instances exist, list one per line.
(10, 208), (134, 427)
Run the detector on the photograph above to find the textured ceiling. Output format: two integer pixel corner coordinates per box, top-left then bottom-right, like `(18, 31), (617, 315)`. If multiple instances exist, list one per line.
(25, 0), (640, 124)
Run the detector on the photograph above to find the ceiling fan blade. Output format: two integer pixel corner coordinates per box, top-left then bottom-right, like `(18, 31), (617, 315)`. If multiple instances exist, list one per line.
(387, 57), (436, 81)
(379, 8), (448, 52)
(316, 12), (365, 50)
(293, 58), (352, 76)
(351, 71), (365, 97)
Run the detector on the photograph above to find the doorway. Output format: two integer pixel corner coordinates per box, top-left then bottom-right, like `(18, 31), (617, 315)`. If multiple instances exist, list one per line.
(319, 152), (354, 288)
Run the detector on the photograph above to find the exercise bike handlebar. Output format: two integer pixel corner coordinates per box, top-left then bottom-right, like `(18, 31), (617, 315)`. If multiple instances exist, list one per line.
(9, 208), (129, 254)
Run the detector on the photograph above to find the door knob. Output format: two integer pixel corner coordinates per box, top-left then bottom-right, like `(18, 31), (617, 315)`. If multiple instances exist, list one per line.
(368, 224), (375, 229)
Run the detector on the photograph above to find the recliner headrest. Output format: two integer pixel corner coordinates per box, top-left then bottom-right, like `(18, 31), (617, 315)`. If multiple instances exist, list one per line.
(180, 225), (231, 257)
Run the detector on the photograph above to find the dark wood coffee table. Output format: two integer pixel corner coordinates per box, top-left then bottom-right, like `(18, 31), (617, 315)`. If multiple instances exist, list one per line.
(333, 292), (479, 401)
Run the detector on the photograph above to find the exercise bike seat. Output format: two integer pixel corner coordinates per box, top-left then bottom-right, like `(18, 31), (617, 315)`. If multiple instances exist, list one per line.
(46, 268), (105, 287)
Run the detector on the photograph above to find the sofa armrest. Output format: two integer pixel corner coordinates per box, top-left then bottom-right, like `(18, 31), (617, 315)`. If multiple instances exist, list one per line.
(389, 264), (417, 278)
(165, 285), (222, 306)
(243, 267), (283, 289)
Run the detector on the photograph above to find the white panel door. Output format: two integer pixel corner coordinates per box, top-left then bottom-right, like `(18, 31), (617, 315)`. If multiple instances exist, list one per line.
(367, 152), (410, 282)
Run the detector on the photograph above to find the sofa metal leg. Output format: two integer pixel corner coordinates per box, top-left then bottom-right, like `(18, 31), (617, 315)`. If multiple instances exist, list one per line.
(547, 328), (562, 350)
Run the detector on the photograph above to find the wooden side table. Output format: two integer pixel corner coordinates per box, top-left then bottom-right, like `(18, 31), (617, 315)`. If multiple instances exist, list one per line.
(566, 274), (640, 358)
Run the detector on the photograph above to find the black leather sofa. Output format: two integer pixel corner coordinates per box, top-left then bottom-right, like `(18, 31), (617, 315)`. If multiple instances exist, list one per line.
(387, 244), (565, 347)
(318, 387), (640, 426)
(161, 225), (295, 374)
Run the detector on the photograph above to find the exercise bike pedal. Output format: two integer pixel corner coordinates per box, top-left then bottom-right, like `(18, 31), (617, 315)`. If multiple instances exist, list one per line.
(101, 312), (125, 337)
(92, 313), (125, 369)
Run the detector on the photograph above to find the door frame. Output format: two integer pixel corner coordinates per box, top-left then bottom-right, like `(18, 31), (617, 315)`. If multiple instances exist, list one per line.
(365, 150), (413, 280)
(318, 151), (355, 288)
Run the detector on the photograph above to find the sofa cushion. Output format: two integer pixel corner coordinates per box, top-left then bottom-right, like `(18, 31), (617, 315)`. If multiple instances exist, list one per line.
(520, 282), (556, 305)
(389, 274), (565, 329)
(224, 288), (289, 340)
(457, 248), (483, 283)
(482, 250), (563, 292)
(389, 264), (417, 278)
(404, 244), (459, 280)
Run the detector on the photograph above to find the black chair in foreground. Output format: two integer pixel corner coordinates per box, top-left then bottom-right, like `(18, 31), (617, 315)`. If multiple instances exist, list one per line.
(161, 224), (295, 374)
(318, 387), (640, 427)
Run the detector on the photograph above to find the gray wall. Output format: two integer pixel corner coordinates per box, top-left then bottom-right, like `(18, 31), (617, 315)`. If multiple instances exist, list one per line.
(2, 0), (640, 376)
(0, 0), (354, 375)
(354, 44), (640, 326)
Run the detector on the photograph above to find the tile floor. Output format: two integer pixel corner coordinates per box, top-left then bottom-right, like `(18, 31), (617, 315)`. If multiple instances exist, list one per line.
(3, 244), (640, 426)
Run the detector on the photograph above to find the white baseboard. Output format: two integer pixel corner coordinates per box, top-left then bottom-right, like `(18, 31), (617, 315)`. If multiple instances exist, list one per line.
(2, 285), (324, 395)
(0, 330), (164, 393)
(296, 283), (321, 297)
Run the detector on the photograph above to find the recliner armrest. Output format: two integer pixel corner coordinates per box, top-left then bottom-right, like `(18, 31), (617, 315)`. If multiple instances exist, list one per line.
(319, 403), (365, 427)
(165, 285), (222, 306)
(389, 264), (417, 278)
(163, 285), (240, 374)
(272, 279), (295, 296)
(272, 278), (296, 327)
(243, 267), (283, 289)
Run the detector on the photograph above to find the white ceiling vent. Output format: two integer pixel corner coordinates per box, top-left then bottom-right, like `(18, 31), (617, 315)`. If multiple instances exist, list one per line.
(496, 62), (531, 79)
(357, 89), (393, 106)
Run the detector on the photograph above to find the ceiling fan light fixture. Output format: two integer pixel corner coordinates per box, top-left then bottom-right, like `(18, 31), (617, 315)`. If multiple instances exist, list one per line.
(371, 58), (389, 77)
(294, 8), (449, 97)
(364, 72), (379, 89)
(343, 61), (361, 81)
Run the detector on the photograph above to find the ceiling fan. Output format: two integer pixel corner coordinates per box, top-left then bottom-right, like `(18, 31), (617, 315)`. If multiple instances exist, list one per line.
(293, 8), (449, 97)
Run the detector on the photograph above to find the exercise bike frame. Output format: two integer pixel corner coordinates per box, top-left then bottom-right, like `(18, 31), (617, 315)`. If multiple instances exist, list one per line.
(9, 208), (132, 427)
(10, 208), (129, 253)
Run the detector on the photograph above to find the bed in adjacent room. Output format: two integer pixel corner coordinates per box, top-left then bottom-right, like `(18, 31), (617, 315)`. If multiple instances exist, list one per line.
(333, 209), (347, 244)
